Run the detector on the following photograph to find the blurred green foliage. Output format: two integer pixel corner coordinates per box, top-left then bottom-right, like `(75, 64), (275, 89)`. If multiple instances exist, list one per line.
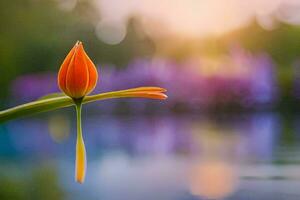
(0, 162), (64, 200)
(225, 22), (300, 110)
(0, 0), (154, 106)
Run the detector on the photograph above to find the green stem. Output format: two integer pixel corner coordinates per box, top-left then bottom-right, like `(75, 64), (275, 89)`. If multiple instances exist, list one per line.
(75, 99), (83, 144)
(74, 99), (86, 183)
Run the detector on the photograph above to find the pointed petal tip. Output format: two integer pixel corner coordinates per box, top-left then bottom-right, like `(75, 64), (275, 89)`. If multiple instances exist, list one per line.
(76, 40), (82, 46)
(154, 93), (168, 100)
(149, 90), (167, 100)
(161, 93), (168, 99)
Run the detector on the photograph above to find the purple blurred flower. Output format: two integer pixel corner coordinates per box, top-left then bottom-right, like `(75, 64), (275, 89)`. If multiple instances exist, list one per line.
(94, 46), (277, 111)
(10, 46), (278, 111)
(11, 72), (59, 104)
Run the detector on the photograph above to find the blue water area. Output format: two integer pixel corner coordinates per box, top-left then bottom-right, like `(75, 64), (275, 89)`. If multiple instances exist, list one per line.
(0, 113), (300, 200)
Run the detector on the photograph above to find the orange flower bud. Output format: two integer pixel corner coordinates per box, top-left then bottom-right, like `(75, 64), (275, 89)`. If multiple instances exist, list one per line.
(58, 41), (98, 99)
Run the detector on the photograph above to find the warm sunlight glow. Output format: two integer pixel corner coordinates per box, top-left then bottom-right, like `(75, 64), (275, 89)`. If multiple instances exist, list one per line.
(190, 161), (237, 199)
(93, 0), (300, 42)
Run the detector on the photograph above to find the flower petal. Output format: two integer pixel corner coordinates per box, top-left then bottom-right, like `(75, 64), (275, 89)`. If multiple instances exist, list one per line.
(66, 42), (90, 98)
(58, 44), (76, 94)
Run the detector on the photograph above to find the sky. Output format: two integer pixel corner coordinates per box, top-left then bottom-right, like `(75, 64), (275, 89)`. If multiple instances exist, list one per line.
(89, 0), (300, 44)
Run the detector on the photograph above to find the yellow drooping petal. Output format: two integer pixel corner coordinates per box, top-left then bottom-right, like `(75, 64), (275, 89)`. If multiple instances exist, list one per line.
(75, 135), (86, 184)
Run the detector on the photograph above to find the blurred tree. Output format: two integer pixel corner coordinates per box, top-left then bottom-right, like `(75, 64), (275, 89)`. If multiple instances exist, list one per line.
(0, 0), (95, 105)
(225, 21), (300, 110)
(0, 0), (154, 106)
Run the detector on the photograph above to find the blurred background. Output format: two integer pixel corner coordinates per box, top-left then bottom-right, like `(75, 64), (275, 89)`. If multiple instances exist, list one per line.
(2, 0), (300, 199)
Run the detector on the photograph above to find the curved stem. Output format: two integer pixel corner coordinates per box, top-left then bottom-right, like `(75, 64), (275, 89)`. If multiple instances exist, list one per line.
(74, 100), (86, 184)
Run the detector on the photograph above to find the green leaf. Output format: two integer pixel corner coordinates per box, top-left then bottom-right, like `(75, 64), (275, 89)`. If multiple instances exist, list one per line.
(0, 87), (167, 123)
(0, 96), (73, 123)
(37, 93), (66, 100)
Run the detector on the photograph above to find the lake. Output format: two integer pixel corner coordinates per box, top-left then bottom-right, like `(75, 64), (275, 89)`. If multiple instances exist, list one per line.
(0, 112), (300, 200)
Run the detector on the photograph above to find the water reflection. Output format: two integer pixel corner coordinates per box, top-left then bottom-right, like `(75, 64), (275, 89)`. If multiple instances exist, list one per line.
(0, 113), (298, 200)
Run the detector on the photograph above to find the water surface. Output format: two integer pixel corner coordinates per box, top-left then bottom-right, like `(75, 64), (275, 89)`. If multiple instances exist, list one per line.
(0, 113), (299, 200)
